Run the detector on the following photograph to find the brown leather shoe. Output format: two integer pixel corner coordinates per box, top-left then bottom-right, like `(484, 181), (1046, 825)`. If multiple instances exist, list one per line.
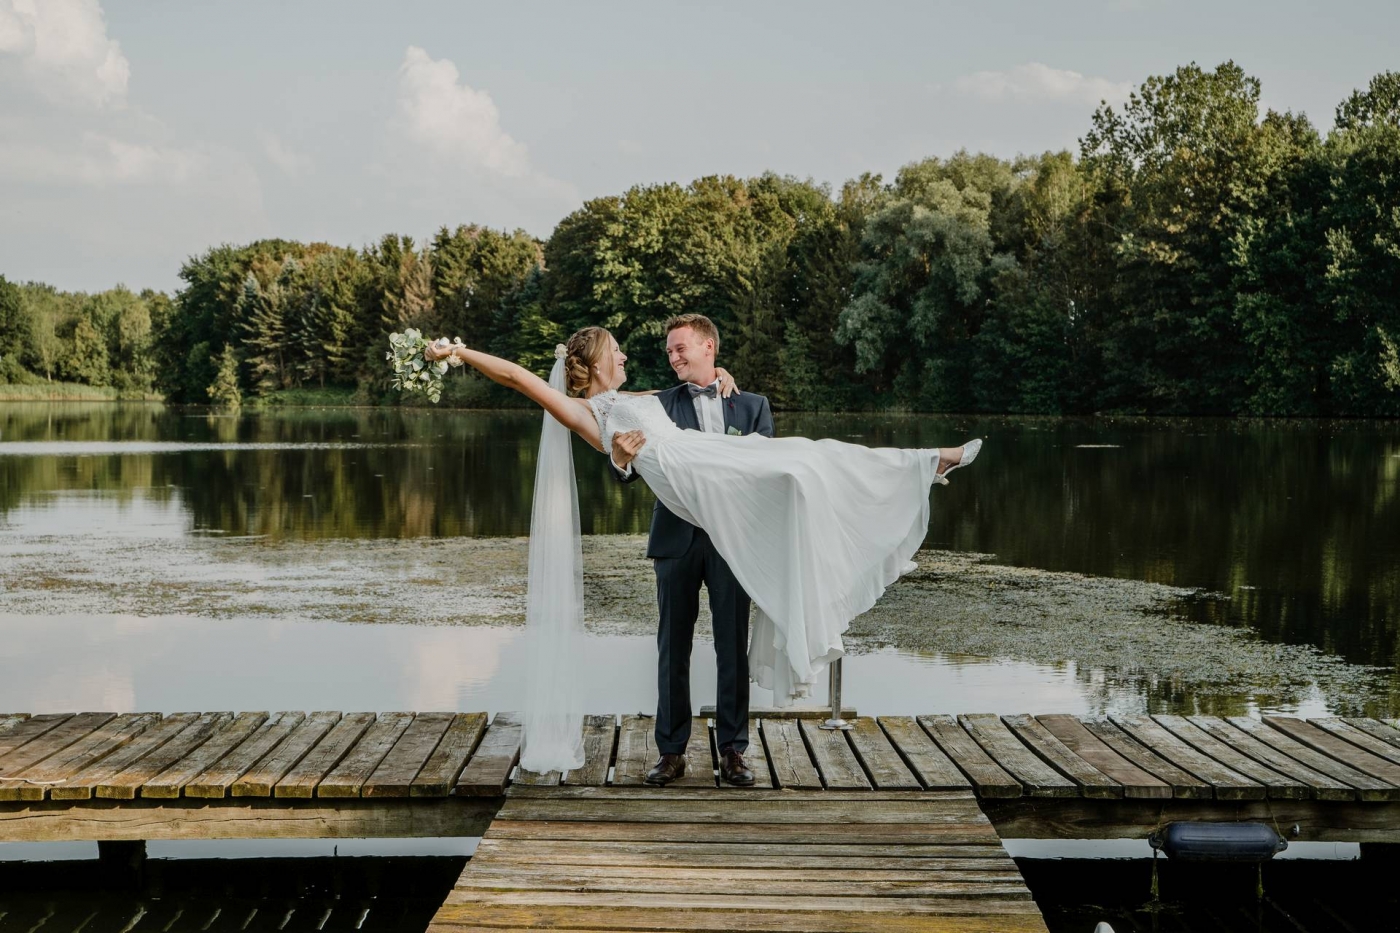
(644, 753), (687, 786)
(719, 747), (756, 786)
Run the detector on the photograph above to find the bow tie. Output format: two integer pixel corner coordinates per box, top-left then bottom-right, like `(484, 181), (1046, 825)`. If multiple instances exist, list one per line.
(687, 383), (719, 399)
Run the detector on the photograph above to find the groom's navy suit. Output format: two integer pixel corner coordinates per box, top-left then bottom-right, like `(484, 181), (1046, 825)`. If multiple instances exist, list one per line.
(614, 383), (775, 756)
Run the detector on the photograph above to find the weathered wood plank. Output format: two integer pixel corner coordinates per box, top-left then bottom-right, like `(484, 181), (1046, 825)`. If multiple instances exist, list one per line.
(0, 713), (160, 801)
(431, 904), (1048, 933)
(917, 716), (1021, 799)
(0, 797), (498, 843)
(184, 711), (306, 799)
(453, 869), (1031, 898)
(610, 714), (655, 787)
(846, 718), (920, 790)
(1201, 717), (1367, 800)
(1152, 715), (1308, 799)
(317, 712), (414, 798)
(1342, 717), (1400, 751)
(456, 712), (523, 796)
(362, 712), (456, 798)
(761, 719), (822, 790)
(979, 796), (1400, 844)
(1110, 715), (1263, 800)
(1259, 717), (1400, 796)
(411, 712), (488, 797)
(0, 714), (71, 763)
(483, 820), (1000, 846)
(0, 713), (114, 776)
(800, 719), (871, 790)
(503, 785), (973, 802)
(494, 799), (988, 826)
(736, 721), (775, 790)
(1024, 714), (1164, 795)
(473, 839), (1016, 869)
(432, 910), (1047, 933)
(1078, 718), (1211, 799)
(97, 713), (233, 800)
(51, 713), (201, 801)
(1001, 715), (1119, 800)
(1310, 717), (1400, 767)
(465, 856), (1023, 880)
(877, 717), (970, 791)
(564, 715), (616, 787)
(233, 711), (341, 797)
(958, 714), (1074, 797)
(1191, 715), (1365, 800)
(141, 712), (268, 799)
(274, 712), (375, 799)
(1035, 715), (1167, 800)
(672, 718), (716, 788)
(434, 896), (1041, 913)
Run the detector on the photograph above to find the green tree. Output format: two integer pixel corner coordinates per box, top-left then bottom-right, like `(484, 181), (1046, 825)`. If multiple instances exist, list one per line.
(0, 275), (29, 382)
(1080, 61), (1292, 413)
(207, 344), (242, 409)
(62, 317), (110, 385)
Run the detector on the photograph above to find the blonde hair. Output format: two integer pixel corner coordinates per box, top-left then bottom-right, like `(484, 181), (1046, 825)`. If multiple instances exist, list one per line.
(663, 313), (720, 353)
(564, 326), (612, 395)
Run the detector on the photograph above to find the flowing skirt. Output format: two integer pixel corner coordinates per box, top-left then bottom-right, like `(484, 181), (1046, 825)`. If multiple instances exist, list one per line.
(633, 431), (938, 704)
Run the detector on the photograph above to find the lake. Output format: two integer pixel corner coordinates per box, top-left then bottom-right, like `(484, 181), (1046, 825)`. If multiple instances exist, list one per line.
(1, 401), (1398, 716)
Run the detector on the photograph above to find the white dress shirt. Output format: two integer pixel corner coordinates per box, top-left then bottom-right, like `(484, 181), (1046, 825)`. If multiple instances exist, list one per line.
(691, 380), (725, 434)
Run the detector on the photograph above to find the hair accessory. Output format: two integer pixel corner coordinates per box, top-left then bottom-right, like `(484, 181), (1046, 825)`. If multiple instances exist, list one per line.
(555, 344), (568, 360)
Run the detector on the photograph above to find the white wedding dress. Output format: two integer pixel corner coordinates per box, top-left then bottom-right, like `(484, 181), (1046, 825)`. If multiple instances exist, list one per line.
(589, 390), (941, 705)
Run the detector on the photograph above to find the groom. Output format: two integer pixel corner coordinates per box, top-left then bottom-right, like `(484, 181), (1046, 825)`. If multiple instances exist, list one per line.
(610, 313), (774, 787)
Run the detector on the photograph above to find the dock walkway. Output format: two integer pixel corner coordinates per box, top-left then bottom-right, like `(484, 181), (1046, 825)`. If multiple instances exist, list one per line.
(7, 710), (1400, 929)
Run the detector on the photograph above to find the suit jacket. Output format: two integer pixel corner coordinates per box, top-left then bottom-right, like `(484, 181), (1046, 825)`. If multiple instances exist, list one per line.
(613, 384), (775, 559)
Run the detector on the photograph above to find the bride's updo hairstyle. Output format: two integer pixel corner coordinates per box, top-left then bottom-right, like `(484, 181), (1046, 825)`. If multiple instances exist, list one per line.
(563, 326), (612, 395)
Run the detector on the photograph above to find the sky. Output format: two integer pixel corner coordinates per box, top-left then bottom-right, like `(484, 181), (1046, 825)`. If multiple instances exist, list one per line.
(1, 0), (1396, 294)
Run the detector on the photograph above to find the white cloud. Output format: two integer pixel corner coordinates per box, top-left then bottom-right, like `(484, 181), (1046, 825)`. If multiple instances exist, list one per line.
(0, 0), (267, 290)
(955, 62), (1132, 107)
(0, 131), (217, 187)
(0, 0), (129, 108)
(259, 130), (313, 176)
(396, 45), (529, 176)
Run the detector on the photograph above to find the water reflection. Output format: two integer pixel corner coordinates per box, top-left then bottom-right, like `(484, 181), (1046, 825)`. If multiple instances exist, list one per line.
(2, 402), (1398, 674)
(0, 614), (1139, 716)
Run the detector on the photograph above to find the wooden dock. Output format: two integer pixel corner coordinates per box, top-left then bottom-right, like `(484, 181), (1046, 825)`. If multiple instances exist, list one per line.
(8, 710), (1400, 930)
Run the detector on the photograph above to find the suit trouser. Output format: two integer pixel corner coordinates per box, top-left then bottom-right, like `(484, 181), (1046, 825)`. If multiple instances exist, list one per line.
(653, 528), (751, 756)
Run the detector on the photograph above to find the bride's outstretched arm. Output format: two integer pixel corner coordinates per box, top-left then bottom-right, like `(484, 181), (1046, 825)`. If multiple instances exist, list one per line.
(427, 340), (603, 451)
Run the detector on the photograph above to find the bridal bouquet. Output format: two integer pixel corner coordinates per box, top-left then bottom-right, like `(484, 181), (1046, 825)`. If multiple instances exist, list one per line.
(386, 329), (462, 404)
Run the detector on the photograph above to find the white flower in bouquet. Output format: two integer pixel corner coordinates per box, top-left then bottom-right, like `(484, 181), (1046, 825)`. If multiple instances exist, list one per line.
(385, 329), (462, 404)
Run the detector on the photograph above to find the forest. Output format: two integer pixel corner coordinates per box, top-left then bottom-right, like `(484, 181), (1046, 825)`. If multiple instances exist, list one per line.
(2, 62), (1398, 416)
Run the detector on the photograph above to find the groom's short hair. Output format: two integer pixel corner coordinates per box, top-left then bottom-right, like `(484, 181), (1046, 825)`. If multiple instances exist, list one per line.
(664, 313), (720, 353)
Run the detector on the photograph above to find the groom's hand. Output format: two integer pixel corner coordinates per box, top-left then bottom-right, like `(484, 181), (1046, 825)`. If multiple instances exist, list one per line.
(611, 430), (646, 471)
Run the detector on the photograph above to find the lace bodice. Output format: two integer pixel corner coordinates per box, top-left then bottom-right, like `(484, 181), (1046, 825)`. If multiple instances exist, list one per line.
(587, 391), (683, 452)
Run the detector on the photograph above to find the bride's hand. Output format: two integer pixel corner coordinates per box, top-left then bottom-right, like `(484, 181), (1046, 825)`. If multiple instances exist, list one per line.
(424, 338), (453, 362)
(716, 367), (741, 398)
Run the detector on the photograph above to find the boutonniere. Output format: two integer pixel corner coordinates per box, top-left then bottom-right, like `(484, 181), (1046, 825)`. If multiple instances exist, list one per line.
(727, 426), (742, 436)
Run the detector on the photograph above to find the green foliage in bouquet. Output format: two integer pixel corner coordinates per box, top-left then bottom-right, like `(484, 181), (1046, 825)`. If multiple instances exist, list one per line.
(386, 329), (451, 404)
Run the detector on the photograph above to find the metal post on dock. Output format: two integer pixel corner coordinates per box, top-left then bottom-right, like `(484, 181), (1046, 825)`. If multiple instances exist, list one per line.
(819, 658), (851, 730)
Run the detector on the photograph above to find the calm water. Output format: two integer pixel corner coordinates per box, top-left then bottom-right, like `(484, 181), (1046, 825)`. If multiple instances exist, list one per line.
(1, 401), (1398, 712)
(4, 403), (1398, 652)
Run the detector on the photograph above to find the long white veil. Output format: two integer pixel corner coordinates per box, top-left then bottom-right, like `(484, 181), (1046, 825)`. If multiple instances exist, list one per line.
(518, 345), (586, 773)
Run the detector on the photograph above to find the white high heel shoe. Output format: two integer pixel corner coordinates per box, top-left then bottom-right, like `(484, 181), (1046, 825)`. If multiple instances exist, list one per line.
(933, 438), (982, 486)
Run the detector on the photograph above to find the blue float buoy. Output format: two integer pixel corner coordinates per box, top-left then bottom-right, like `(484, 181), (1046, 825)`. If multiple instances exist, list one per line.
(1148, 821), (1287, 862)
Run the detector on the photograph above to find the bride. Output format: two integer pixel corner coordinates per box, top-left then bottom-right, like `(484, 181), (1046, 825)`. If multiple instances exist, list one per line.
(423, 327), (980, 774)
